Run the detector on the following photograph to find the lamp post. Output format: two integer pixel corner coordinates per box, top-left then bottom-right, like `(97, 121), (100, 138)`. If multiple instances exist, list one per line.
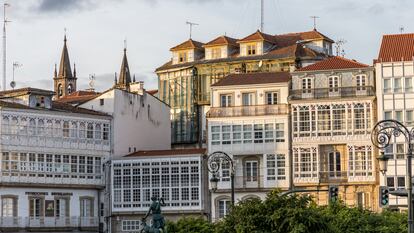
(207, 151), (235, 205)
(371, 119), (414, 233)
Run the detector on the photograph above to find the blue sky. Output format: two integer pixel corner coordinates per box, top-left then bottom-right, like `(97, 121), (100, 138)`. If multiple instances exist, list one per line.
(5, 0), (412, 91)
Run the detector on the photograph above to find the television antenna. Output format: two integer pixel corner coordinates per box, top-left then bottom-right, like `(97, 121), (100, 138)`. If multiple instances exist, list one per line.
(3, 2), (10, 91)
(260, 0), (264, 32)
(11, 61), (21, 89)
(88, 74), (96, 91)
(186, 21), (198, 39)
(335, 39), (347, 57)
(310, 16), (319, 30)
(399, 26), (405, 34)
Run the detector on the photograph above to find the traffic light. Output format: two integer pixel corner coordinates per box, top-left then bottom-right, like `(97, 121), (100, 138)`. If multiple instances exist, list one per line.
(328, 185), (339, 203)
(379, 186), (389, 207)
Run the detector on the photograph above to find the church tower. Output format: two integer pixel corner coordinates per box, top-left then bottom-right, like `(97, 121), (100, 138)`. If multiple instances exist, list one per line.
(114, 48), (132, 91)
(54, 35), (77, 99)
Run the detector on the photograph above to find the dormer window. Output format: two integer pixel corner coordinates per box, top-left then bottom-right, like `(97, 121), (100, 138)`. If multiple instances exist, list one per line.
(247, 44), (257, 56)
(212, 48), (222, 59)
(356, 74), (366, 91)
(178, 52), (187, 63)
(302, 77), (313, 94)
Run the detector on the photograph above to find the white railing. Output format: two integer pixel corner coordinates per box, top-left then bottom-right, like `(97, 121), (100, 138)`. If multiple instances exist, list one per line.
(294, 170), (374, 183)
(0, 216), (99, 228)
(0, 173), (104, 186)
(207, 104), (289, 118)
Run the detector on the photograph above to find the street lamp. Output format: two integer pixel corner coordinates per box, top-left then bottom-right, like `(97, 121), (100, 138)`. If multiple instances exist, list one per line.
(377, 151), (389, 175)
(207, 151), (235, 205)
(371, 119), (414, 233)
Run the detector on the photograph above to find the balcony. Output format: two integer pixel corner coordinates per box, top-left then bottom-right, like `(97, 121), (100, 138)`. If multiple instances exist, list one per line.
(294, 171), (374, 184)
(207, 104), (289, 118)
(289, 86), (375, 101)
(0, 171), (104, 186)
(0, 216), (99, 229)
(216, 175), (287, 190)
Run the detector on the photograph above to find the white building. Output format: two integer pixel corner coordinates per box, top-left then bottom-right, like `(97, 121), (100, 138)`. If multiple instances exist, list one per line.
(206, 72), (291, 221)
(0, 88), (111, 232)
(109, 148), (207, 233)
(375, 33), (414, 209)
(290, 56), (378, 210)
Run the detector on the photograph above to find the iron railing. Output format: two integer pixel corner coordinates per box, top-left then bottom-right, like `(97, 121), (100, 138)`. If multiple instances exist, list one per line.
(289, 86), (375, 100)
(207, 104), (289, 118)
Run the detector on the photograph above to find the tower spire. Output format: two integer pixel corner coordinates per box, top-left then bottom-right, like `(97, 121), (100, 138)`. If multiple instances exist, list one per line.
(116, 46), (131, 90)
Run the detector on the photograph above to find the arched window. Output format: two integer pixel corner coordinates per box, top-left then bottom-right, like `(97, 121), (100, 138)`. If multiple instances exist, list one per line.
(2, 116), (9, 134)
(68, 84), (73, 94)
(58, 84), (63, 96)
(70, 122), (78, 138)
(46, 120), (53, 136)
(20, 117), (27, 135)
(87, 123), (94, 139)
(63, 121), (69, 137)
(28, 118), (36, 136)
(38, 119), (44, 136)
(95, 124), (101, 140)
(79, 122), (86, 139)
(54, 120), (62, 137)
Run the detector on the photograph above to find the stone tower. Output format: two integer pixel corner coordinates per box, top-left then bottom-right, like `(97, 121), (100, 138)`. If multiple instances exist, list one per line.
(54, 35), (77, 99)
(114, 48), (132, 91)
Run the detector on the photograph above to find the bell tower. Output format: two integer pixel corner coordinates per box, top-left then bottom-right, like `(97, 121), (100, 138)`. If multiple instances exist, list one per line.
(54, 34), (77, 99)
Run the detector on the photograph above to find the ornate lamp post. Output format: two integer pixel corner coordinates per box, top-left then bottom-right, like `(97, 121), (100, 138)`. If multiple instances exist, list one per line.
(207, 151), (235, 205)
(371, 119), (414, 233)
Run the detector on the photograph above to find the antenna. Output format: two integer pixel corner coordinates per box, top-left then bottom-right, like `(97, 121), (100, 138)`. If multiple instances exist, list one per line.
(124, 38), (127, 50)
(335, 39), (347, 57)
(11, 61), (21, 90)
(310, 16), (319, 30)
(3, 2), (10, 91)
(260, 0), (264, 32)
(399, 26), (405, 34)
(186, 21), (199, 39)
(88, 74), (96, 91)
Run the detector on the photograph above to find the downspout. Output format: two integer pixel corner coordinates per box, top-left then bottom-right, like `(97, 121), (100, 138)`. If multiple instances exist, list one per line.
(288, 82), (294, 191)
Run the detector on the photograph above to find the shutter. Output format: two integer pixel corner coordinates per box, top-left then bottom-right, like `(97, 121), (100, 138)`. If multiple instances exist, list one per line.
(29, 198), (34, 217)
(12, 197), (18, 217)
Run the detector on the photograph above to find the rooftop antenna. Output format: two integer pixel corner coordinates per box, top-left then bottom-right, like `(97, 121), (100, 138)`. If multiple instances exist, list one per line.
(124, 38), (127, 50)
(260, 0), (264, 32)
(335, 39), (347, 57)
(3, 2), (10, 91)
(310, 16), (319, 31)
(399, 26), (405, 34)
(88, 74), (95, 91)
(11, 61), (21, 90)
(186, 21), (198, 39)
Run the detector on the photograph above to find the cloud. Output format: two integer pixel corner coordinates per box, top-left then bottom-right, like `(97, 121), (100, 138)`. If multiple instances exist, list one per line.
(37, 0), (96, 13)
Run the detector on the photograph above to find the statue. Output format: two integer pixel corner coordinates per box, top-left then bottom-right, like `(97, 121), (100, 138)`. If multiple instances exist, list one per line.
(141, 196), (166, 233)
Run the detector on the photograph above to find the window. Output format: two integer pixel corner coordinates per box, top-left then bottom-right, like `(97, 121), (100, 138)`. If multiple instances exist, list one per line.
(332, 104), (346, 135)
(298, 106), (310, 136)
(242, 124), (252, 143)
(99, 99), (104, 106)
(384, 111), (392, 120)
(293, 148), (318, 178)
(266, 154), (276, 180)
(211, 126), (220, 145)
(245, 161), (258, 182)
(354, 104), (365, 132)
(317, 105), (331, 136)
(80, 198), (93, 217)
(383, 79), (391, 93)
(407, 110), (414, 126)
(302, 77), (312, 94)
(221, 126), (231, 145)
(384, 144), (394, 160)
(386, 176), (395, 191)
(264, 123), (274, 143)
(405, 77), (413, 92)
(397, 176), (405, 190)
(87, 123), (94, 139)
(356, 75), (366, 91)
(29, 198), (42, 217)
(103, 124), (109, 140)
(95, 124), (102, 140)
(178, 52), (187, 63)
(220, 94), (232, 107)
(242, 93), (254, 106)
(211, 48), (221, 59)
(247, 44), (256, 55)
(275, 123), (284, 142)
(1, 197), (14, 217)
(253, 124), (263, 143)
(79, 123), (86, 138)
(276, 154), (286, 180)
(218, 199), (231, 218)
(396, 143), (405, 160)
(394, 78), (402, 93)
(122, 220), (141, 231)
(328, 151), (341, 177)
(232, 125), (242, 144)
(348, 146), (372, 177)
(266, 92), (278, 105)
(63, 121), (69, 138)
(395, 111), (403, 122)
(328, 76), (339, 92)
(221, 161), (230, 182)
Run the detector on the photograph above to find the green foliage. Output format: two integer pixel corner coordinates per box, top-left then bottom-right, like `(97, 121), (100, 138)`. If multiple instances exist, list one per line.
(169, 190), (408, 233)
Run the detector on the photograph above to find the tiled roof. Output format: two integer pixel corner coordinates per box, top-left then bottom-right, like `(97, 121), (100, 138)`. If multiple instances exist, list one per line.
(377, 33), (414, 62)
(211, 72), (291, 87)
(147, 89), (158, 95)
(57, 90), (99, 104)
(204, 35), (238, 47)
(170, 39), (204, 51)
(124, 148), (206, 157)
(278, 30), (334, 43)
(238, 30), (276, 43)
(0, 87), (55, 97)
(296, 56), (369, 72)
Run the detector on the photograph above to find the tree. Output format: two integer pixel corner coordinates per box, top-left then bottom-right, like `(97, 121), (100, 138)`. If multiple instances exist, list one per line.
(166, 217), (215, 233)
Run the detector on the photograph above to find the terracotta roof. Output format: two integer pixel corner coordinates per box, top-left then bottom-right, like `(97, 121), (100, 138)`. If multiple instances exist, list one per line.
(278, 30), (334, 43)
(170, 39), (204, 51)
(0, 87), (55, 97)
(377, 33), (414, 62)
(204, 36), (238, 47)
(296, 56), (369, 72)
(57, 90), (99, 104)
(147, 89), (158, 95)
(238, 30), (275, 43)
(211, 72), (290, 87)
(125, 148), (206, 157)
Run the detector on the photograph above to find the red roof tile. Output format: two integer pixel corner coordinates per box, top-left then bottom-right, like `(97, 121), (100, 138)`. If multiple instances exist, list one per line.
(377, 33), (414, 62)
(238, 30), (276, 44)
(125, 148), (206, 157)
(170, 39), (204, 51)
(204, 35), (238, 47)
(297, 56), (369, 72)
(212, 72), (291, 87)
(57, 90), (99, 104)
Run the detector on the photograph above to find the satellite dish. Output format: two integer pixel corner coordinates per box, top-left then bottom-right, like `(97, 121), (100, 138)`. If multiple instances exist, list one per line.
(10, 81), (15, 89)
(258, 60), (263, 68)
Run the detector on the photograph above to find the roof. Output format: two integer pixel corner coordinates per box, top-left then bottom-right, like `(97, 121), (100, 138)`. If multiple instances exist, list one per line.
(170, 39), (204, 51)
(147, 89), (158, 95)
(56, 90), (99, 104)
(238, 30), (276, 43)
(124, 148), (206, 157)
(204, 35), (239, 47)
(56, 35), (74, 79)
(116, 49), (132, 87)
(277, 30), (334, 44)
(296, 56), (369, 72)
(211, 72), (291, 87)
(0, 87), (55, 97)
(377, 33), (414, 62)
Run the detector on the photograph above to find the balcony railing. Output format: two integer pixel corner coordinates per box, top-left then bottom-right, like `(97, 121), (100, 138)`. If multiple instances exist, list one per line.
(289, 86), (375, 100)
(0, 216), (99, 228)
(0, 172), (103, 186)
(294, 170), (374, 183)
(207, 104), (289, 118)
(217, 175), (286, 190)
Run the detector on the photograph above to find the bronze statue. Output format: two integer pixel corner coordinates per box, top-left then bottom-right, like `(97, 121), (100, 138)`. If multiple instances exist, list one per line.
(141, 196), (166, 233)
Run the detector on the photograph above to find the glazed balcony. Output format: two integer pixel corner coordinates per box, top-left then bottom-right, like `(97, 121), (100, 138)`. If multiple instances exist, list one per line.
(207, 104), (289, 118)
(0, 171), (104, 186)
(289, 86), (375, 101)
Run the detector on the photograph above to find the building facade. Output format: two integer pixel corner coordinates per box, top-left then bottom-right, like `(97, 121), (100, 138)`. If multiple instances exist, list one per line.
(206, 72), (291, 221)
(156, 29), (333, 145)
(289, 56), (378, 210)
(109, 149), (208, 233)
(375, 33), (414, 210)
(0, 88), (111, 232)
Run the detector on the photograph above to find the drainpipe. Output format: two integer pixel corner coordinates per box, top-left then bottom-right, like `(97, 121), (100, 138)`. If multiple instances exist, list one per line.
(288, 96), (294, 191)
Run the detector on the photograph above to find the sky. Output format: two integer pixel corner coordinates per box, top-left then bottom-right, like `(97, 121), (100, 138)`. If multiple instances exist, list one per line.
(3, 0), (413, 92)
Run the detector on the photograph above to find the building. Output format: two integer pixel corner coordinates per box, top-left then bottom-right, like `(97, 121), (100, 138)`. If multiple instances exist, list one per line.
(0, 88), (111, 232)
(156, 29), (334, 146)
(206, 72), (291, 220)
(54, 35), (77, 99)
(375, 33), (414, 210)
(289, 56), (378, 210)
(109, 148), (208, 233)
(78, 48), (171, 157)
